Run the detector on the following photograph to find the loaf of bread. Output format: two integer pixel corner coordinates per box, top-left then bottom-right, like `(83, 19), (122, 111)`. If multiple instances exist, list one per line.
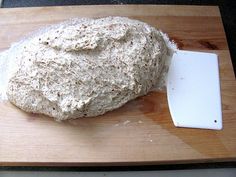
(5, 17), (174, 120)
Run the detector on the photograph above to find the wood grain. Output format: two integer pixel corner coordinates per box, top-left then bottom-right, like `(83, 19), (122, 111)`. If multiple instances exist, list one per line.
(0, 5), (235, 166)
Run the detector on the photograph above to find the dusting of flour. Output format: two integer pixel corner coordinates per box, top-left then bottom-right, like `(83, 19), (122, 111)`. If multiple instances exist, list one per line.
(0, 46), (20, 100)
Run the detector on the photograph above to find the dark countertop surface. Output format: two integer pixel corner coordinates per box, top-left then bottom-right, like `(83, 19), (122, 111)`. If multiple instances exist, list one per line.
(1, 0), (236, 171)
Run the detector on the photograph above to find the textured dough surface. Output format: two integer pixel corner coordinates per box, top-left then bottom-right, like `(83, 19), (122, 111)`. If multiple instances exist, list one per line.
(6, 17), (172, 120)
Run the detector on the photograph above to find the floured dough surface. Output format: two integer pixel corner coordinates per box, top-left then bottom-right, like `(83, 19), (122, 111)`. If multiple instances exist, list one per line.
(6, 17), (173, 120)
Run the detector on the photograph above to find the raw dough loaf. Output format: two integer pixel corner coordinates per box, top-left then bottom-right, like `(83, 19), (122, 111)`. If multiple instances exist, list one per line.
(6, 17), (173, 120)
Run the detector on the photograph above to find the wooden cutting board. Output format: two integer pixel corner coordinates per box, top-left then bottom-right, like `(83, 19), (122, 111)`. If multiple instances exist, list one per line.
(0, 5), (235, 166)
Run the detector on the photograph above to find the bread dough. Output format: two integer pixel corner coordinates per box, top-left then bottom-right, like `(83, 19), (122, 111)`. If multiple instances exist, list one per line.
(6, 17), (174, 120)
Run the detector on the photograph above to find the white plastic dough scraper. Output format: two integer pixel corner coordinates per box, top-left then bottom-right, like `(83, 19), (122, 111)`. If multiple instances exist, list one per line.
(167, 50), (222, 130)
